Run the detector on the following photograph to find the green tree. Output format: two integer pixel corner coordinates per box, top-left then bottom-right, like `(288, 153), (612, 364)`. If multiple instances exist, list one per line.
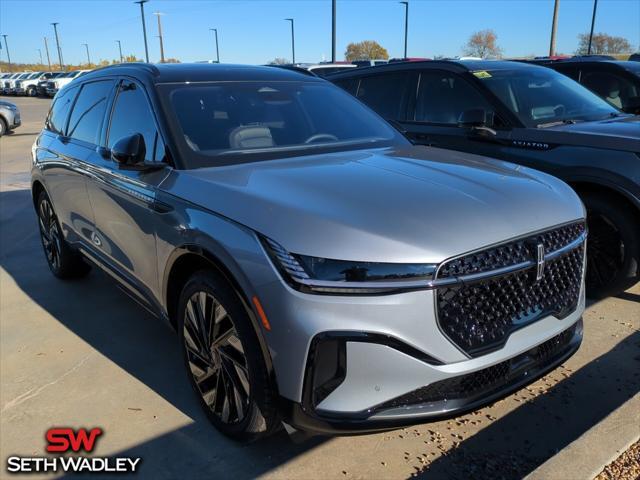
(576, 32), (632, 55)
(344, 41), (389, 62)
(463, 29), (503, 58)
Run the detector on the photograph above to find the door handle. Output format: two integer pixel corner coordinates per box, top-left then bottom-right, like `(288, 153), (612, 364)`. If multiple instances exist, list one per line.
(149, 199), (173, 213)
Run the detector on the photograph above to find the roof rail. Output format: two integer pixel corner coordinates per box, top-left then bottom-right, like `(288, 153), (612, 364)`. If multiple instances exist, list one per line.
(91, 62), (160, 76)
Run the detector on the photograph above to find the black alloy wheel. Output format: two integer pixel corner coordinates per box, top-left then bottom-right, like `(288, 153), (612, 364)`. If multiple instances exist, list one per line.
(178, 270), (279, 441)
(183, 290), (251, 424)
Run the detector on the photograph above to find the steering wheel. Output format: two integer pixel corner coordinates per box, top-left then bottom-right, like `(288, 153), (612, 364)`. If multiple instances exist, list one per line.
(304, 133), (339, 144)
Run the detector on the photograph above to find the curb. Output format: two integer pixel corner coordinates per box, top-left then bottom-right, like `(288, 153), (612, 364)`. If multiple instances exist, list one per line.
(526, 393), (640, 480)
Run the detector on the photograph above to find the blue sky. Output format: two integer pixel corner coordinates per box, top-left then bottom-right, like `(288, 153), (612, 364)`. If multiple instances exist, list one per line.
(1, 0), (639, 66)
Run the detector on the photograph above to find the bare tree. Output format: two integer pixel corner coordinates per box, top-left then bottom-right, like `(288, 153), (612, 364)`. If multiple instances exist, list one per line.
(463, 29), (503, 59)
(576, 32), (632, 55)
(268, 57), (290, 65)
(344, 40), (389, 62)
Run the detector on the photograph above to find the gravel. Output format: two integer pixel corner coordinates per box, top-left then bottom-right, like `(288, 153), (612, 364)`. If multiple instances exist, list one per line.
(594, 440), (640, 480)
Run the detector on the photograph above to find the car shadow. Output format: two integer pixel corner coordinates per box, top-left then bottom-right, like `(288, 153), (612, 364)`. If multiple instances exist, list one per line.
(409, 329), (640, 479)
(0, 188), (328, 477)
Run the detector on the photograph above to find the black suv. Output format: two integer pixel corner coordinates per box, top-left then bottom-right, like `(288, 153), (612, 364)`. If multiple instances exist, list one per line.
(529, 58), (640, 115)
(330, 60), (640, 298)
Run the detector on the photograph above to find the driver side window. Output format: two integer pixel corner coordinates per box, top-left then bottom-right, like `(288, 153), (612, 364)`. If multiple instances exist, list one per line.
(415, 72), (495, 125)
(108, 82), (164, 162)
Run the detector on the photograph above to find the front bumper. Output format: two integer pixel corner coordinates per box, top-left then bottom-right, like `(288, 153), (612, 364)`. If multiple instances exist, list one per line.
(281, 318), (582, 434)
(46, 88), (58, 97)
(14, 87), (26, 95)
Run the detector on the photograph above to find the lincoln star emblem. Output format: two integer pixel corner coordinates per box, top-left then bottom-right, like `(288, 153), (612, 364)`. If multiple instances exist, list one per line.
(535, 243), (546, 282)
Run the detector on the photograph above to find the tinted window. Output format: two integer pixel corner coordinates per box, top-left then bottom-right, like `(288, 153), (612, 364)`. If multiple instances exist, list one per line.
(415, 72), (494, 124)
(581, 70), (638, 112)
(159, 81), (405, 168)
(46, 85), (79, 134)
(553, 64), (581, 81)
(108, 82), (160, 162)
(356, 72), (411, 120)
(479, 67), (617, 127)
(333, 78), (359, 95)
(67, 80), (113, 145)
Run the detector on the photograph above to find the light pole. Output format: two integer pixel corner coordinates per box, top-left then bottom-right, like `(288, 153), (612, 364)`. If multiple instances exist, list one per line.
(51, 23), (64, 70)
(331, 0), (336, 63)
(44, 37), (52, 70)
(285, 18), (295, 64)
(82, 43), (91, 65)
(153, 12), (165, 63)
(400, 1), (408, 59)
(587, 0), (598, 55)
(134, 0), (150, 62)
(37, 48), (44, 65)
(209, 28), (220, 63)
(1, 34), (11, 69)
(116, 40), (124, 63)
(549, 0), (560, 56)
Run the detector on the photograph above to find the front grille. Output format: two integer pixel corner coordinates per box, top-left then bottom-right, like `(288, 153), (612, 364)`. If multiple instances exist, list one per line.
(377, 323), (578, 410)
(436, 222), (585, 356)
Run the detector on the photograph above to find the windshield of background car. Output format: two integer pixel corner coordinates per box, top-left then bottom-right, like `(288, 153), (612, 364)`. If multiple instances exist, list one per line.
(159, 80), (407, 168)
(476, 67), (619, 127)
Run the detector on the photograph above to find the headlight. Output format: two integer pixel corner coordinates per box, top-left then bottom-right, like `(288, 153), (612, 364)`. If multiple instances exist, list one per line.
(261, 236), (437, 294)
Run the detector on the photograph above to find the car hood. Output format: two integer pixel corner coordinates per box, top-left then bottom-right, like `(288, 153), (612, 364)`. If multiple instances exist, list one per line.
(163, 146), (585, 263)
(522, 115), (640, 152)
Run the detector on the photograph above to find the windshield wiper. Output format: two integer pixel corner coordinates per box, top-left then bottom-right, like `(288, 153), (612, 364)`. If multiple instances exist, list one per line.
(537, 118), (582, 128)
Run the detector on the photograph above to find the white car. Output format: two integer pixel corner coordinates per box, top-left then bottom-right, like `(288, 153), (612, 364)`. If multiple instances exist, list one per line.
(15, 72), (58, 97)
(306, 63), (357, 77)
(46, 70), (92, 97)
(3, 72), (28, 95)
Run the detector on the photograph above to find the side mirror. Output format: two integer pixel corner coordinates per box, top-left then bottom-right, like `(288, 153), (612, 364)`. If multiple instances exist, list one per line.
(458, 109), (486, 128)
(111, 134), (146, 166)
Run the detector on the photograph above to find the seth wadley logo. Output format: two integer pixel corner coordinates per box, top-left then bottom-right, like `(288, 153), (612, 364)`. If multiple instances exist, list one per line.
(6, 427), (141, 474)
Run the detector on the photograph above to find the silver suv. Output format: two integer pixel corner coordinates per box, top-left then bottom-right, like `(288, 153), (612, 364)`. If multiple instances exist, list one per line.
(32, 64), (586, 440)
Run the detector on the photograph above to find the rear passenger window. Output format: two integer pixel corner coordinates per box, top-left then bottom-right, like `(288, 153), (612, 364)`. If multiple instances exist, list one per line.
(108, 82), (160, 162)
(415, 72), (494, 125)
(67, 80), (114, 145)
(356, 72), (411, 120)
(46, 85), (79, 134)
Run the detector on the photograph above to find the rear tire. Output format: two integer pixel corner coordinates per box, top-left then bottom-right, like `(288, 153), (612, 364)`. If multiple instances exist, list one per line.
(177, 270), (279, 441)
(36, 190), (91, 279)
(0, 117), (6, 137)
(583, 192), (640, 299)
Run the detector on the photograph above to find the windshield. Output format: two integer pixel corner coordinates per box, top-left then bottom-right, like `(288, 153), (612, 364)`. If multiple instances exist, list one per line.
(159, 81), (406, 168)
(476, 67), (619, 127)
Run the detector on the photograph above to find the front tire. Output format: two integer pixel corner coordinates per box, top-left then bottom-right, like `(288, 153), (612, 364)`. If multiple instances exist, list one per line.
(27, 86), (37, 97)
(583, 192), (640, 298)
(177, 270), (279, 441)
(0, 117), (6, 137)
(36, 191), (91, 279)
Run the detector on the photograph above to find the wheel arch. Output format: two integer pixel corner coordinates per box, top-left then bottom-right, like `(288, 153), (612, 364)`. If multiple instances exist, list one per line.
(568, 180), (640, 223)
(163, 245), (277, 381)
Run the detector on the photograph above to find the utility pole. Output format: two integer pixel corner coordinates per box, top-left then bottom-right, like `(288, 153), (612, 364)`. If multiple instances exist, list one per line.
(549, 0), (560, 56)
(587, 0), (598, 55)
(37, 48), (44, 65)
(44, 37), (52, 70)
(209, 28), (220, 63)
(1, 35), (11, 68)
(400, 1), (408, 58)
(285, 18), (295, 64)
(116, 40), (124, 63)
(153, 12), (165, 63)
(135, 0), (150, 62)
(331, 0), (336, 63)
(82, 43), (91, 65)
(51, 23), (64, 70)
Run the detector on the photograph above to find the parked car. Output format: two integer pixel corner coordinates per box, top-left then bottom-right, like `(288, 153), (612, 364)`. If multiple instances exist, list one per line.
(14, 71), (46, 96)
(0, 100), (21, 136)
(528, 58), (640, 115)
(330, 60), (640, 298)
(352, 59), (389, 67)
(15, 71), (59, 97)
(33, 63), (586, 439)
(4, 72), (28, 95)
(306, 63), (357, 77)
(37, 72), (65, 96)
(46, 69), (91, 97)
